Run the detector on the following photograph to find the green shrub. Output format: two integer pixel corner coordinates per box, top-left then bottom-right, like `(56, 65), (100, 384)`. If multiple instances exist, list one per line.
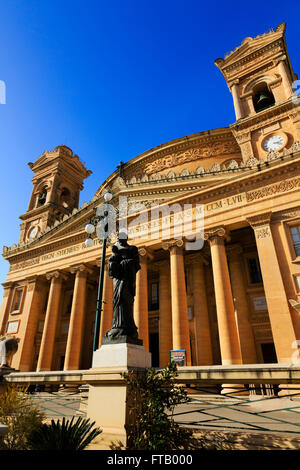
(123, 362), (196, 450)
(0, 384), (45, 450)
(27, 416), (102, 450)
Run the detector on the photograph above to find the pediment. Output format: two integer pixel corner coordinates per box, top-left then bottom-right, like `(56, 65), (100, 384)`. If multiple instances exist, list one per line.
(28, 145), (91, 178)
(218, 26), (286, 71)
(95, 128), (241, 197)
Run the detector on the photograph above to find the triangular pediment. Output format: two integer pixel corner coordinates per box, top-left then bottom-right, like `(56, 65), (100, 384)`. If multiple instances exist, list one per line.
(215, 23), (286, 72)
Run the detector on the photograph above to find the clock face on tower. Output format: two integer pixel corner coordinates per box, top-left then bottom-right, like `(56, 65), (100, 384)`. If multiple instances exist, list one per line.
(263, 135), (284, 152)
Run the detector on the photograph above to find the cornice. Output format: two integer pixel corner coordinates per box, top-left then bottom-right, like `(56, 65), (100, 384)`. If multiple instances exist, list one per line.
(95, 128), (238, 194)
(5, 150), (300, 266)
(223, 38), (283, 76)
(246, 212), (272, 228)
(231, 99), (295, 132)
(6, 232), (88, 265)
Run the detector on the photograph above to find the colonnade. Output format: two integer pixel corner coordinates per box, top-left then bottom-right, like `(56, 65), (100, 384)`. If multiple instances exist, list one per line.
(2, 216), (300, 372)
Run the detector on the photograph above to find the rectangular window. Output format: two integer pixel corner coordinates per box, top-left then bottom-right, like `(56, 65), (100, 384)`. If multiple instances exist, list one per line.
(11, 289), (23, 312)
(290, 225), (300, 257)
(149, 282), (159, 311)
(247, 257), (262, 284)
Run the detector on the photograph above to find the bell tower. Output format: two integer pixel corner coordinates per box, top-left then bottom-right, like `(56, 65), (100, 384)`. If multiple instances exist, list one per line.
(215, 23), (300, 163)
(19, 145), (92, 243)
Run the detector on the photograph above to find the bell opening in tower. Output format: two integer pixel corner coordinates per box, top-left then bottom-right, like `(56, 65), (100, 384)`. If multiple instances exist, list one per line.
(253, 83), (275, 112)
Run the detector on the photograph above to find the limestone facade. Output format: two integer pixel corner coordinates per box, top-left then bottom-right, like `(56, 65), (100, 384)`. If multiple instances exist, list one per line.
(1, 23), (300, 371)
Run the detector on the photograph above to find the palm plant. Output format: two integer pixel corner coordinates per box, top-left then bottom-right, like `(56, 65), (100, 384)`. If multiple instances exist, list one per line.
(27, 416), (102, 450)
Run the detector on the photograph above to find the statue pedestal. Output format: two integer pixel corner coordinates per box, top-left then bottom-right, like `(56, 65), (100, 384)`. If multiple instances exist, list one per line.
(86, 343), (151, 445)
(92, 342), (151, 369)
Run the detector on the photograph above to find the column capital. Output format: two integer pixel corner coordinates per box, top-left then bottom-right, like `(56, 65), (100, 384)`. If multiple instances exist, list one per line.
(1, 281), (14, 289)
(204, 226), (229, 244)
(246, 212), (272, 228)
(162, 239), (184, 252)
(25, 275), (38, 283)
(229, 78), (240, 88)
(46, 270), (68, 281)
(273, 55), (286, 66)
(70, 263), (93, 275)
(138, 246), (154, 261)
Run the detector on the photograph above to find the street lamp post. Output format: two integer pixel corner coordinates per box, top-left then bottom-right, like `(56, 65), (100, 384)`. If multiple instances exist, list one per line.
(85, 191), (113, 352)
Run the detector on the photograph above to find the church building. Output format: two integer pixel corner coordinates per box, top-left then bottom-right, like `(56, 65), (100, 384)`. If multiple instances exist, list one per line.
(1, 22), (300, 372)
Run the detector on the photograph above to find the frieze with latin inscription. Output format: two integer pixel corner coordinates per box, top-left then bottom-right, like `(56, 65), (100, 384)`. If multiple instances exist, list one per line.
(9, 240), (99, 272)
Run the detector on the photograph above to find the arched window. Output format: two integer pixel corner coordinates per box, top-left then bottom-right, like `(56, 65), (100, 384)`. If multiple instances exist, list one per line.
(37, 189), (47, 206)
(253, 83), (275, 112)
(59, 188), (71, 208)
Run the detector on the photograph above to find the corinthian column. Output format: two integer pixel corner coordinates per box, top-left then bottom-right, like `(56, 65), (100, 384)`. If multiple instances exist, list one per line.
(163, 240), (191, 366)
(204, 227), (242, 365)
(64, 264), (91, 371)
(133, 248), (150, 350)
(37, 271), (66, 372)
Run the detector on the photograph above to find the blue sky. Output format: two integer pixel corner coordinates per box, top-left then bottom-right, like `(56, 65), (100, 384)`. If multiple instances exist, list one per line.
(0, 0), (299, 289)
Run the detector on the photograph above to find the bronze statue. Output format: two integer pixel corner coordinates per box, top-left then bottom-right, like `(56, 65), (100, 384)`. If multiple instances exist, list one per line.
(103, 232), (142, 344)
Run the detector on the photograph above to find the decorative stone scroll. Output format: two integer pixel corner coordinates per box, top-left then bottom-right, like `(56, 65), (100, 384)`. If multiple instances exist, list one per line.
(227, 160), (239, 169)
(291, 141), (300, 152)
(245, 156), (259, 167)
(246, 177), (300, 202)
(266, 150), (280, 161)
(203, 226), (228, 244)
(45, 270), (68, 282)
(256, 226), (271, 239)
(162, 239), (184, 251)
(69, 263), (93, 275)
(143, 141), (240, 176)
(210, 163), (221, 172)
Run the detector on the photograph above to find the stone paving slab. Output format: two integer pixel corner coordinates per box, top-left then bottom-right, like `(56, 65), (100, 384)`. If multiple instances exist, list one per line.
(171, 394), (300, 436)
